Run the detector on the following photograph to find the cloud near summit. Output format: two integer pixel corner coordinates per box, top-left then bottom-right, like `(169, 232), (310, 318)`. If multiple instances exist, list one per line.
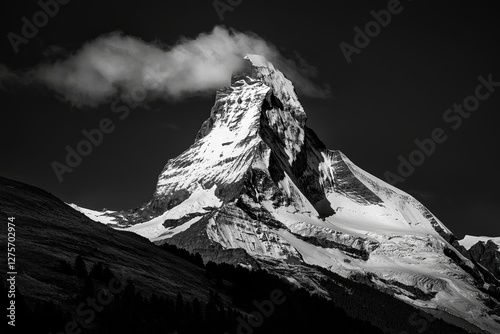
(1, 26), (331, 107)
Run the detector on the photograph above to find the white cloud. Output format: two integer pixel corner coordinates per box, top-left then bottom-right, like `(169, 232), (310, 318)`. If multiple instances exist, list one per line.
(1, 26), (330, 107)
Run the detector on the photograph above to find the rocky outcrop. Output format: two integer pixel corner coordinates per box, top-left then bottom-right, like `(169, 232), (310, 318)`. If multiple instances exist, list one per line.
(470, 241), (500, 279)
(457, 239), (500, 281)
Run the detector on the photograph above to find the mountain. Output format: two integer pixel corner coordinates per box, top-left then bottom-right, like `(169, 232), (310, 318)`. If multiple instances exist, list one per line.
(72, 54), (500, 333)
(456, 236), (500, 280)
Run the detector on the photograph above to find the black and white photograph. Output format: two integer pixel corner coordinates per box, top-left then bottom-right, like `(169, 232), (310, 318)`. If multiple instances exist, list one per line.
(1, 1), (499, 333)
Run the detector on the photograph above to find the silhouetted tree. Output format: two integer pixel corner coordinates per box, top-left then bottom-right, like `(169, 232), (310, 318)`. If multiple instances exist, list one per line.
(58, 259), (74, 275)
(176, 292), (184, 318)
(74, 255), (87, 278)
(89, 261), (104, 280)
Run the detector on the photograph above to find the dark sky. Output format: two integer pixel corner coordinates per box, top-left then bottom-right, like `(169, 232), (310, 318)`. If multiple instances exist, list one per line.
(1, 0), (499, 238)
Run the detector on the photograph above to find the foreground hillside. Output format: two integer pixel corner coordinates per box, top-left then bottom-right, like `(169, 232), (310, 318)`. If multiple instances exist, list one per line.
(0, 176), (225, 304)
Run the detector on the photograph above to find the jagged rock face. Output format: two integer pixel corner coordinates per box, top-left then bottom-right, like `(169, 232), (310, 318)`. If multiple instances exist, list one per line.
(74, 55), (500, 334)
(457, 238), (500, 281)
(470, 241), (500, 279)
(325, 150), (383, 206)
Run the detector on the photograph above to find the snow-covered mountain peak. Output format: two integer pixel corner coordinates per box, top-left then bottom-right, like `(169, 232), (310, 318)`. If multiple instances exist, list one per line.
(73, 54), (500, 334)
(230, 54), (307, 126)
(243, 55), (298, 101)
